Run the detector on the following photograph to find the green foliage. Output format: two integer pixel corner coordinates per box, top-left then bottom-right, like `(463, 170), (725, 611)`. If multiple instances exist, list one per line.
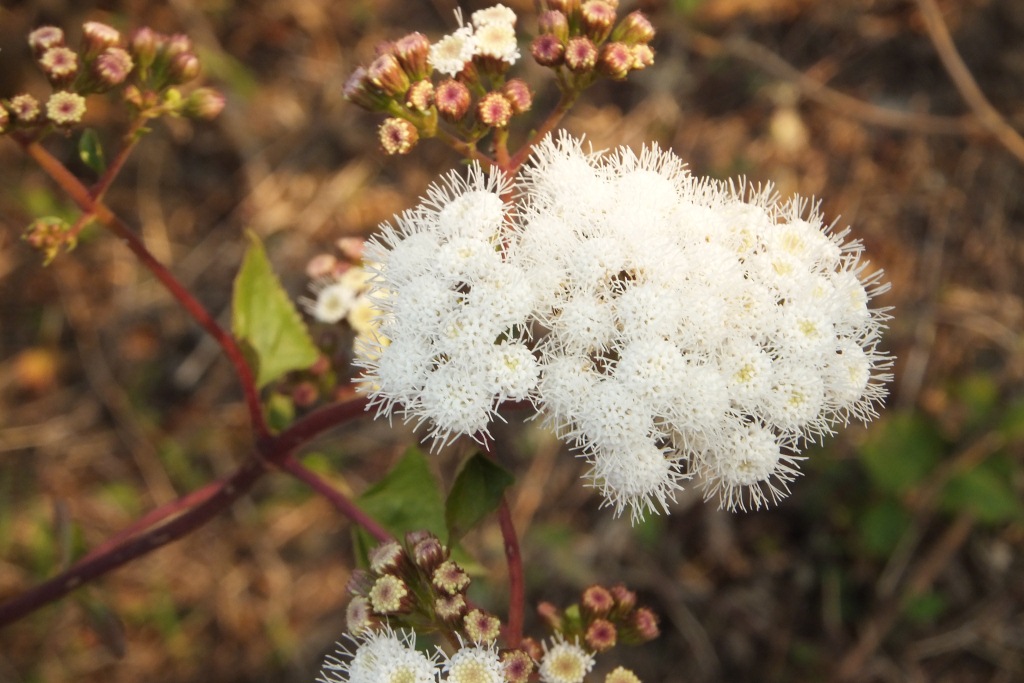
(940, 456), (1024, 525)
(232, 232), (319, 389)
(997, 396), (1024, 442)
(903, 590), (947, 625)
(856, 499), (912, 559)
(78, 129), (107, 174)
(265, 392), (295, 432)
(445, 453), (515, 543)
(858, 412), (943, 495)
(353, 447), (446, 564)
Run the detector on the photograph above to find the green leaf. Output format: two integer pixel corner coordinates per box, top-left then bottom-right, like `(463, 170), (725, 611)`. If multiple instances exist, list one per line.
(940, 457), (1023, 525)
(858, 412), (944, 495)
(78, 128), (106, 173)
(857, 499), (912, 559)
(231, 232), (318, 388)
(998, 396), (1024, 442)
(445, 453), (515, 543)
(353, 447), (446, 563)
(903, 590), (946, 625)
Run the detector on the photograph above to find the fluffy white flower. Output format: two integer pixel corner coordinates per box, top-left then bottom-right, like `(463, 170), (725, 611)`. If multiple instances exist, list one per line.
(473, 22), (519, 64)
(471, 4), (517, 27)
(429, 25), (475, 77)
(317, 627), (439, 683)
(538, 637), (595, 683)
(442, 642), (506, 683)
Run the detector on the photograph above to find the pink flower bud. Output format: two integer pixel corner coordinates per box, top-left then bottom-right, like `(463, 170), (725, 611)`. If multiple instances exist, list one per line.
(393, 32), (431, 81)
(580, 0), (617, 43)
(405, 79), (434, 113)
(538, 10), (570, 42)
(531, 34), (565, 67)
(367, 52), (410, 97)
(378, 117), (418, 155)
(82, 21), (121, 55)
(38, 46), (78, 83)
(614, 11), (655, 45)
(9, 94), (41, 123)
(434, 79), (471, 122)
(185, 88), (225, 119)
(169, 52), (201, 84)
(94, 47), (134, 88)
(477, 91), (513, 128)
(45, 91), (87, 125)
(28, 26), (64, 55)
(585, 618), (617, 652)
(502, 78), (532, 114)
(598, 41), (632, 80)
(565, 36), (598, 73)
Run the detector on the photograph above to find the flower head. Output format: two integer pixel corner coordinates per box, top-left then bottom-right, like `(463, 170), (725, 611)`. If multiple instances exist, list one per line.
(317, 627), (439, 683)
(442, 641), (505, 683)
(45, 91), (87, 124)
(538, 637), (595, 683)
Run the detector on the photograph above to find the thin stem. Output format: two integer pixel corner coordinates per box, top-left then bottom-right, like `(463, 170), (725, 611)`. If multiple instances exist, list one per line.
(508, 89), (579, 174)
(91, 117), (149, 201)
(497, 496), (524, 648)
(434, 127), (497, 168)
(273, 395), (369, 455)
(278, 455), (391, 543)
(0, 457), (267, 629)
(17, 138), (271, 443)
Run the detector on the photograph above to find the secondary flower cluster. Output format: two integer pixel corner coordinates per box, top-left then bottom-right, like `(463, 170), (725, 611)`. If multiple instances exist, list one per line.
(1, 22), (223, 137)
(343, 2), (655, 155)
(320, 536), (653, 683)
(353, 132), (892, 520)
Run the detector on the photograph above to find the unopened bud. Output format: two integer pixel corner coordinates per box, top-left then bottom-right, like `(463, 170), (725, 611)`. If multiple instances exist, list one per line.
(464, 608), (502, 644)
(82, 21), (121, 55)
(630, 43), (655, 70)
(598, 42), (632, 80)
(519, 637), (543, 662)
(538, 10), (569, 42)
(405, 79), (434, 113)
(393, 32), (431, 81)
(610, 583), (637, 613)
(368, 574), (411, 614)
(585, 618), (617, 652)
(345, 569), (374, 596)
(45, 91), (87, 125)
(412, 536), (446, 571)
(368, 540), (405, 574)
(345, 596), (378, 635)
(378, 117), (418, 155)
(9, 94), (41, 123)
(165, 33), (193, 59)
(605, 666), (642, 683)
(537, 601), (563, 632)
(434, 79), (471, 122)
(367, 53), (410, 97)
(432, 560), (470, 595)
(546, 0), (579, 15)
(28, 26), (64, 55)
(38, 47), (78, 84)
(580, 0), (617, 43)
(565, 36), (598, 73)
(627, 606), (659, 642)
(531, 34), (565, 67)
(343, 66), (388, 111)
(501, 650), (535, 683)
(502, 79), (532, 114)
(169, 52), (201, 83)
(614, 11), (655, 45)
(130, 27), (160, 69)
(477, 91), (513, 128)
(435, 593), (467, 621)
(581, 584), (615, 616)
(94, 47), (134, 88)
(184, 88), (225, 119)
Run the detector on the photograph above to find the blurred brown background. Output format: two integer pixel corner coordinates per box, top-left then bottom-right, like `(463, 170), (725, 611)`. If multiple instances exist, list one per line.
(1, 0), (1022, 681)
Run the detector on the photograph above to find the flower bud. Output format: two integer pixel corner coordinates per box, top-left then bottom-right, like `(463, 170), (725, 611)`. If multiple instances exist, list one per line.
(519, 637), (544, 662)
(614, 11), (655, 45)
(434, 79), (471, 122)
(605, 666), (642, 683)
(130, 27), (160, 70)
(432, 559), (470, 595)
(464, 608), (502, 644)
(598, 42), (632, 80)
(367, 53), (410, 97)
(405, 79), (434, 113)
(435, 593), (467, 621)
(585, 618), (617, 652)
(169, 52), (201, 84)
(630, 43), (654, 70)
(537, 601), (563, 632)
(393, 32), (431, 81)
(501, 650), (535, 683)
(368, 574), (412, 614)
(38, 47), (78, 84)
(610, 583), (637, 613)
(45, 91), (87, 125)
(627, 606), (659, 642)
(345, 595), (378, 634)
(538, 10), (569, 42)
(9, 94), (41, 123)
(378, 117), (418, 155)
(165, 33), (193, 59)
(28, 26), (64, 55)
(346, 568), (374, 596)
(580, 1), (617, 43)
(502, 79), (532, 114)
(82, 21), (121, 56)
(477, 91), (513, 129)
(546, 0), (579, 15)
(531, 34), (565, 67)
(581, 584), (614, 616)
(184, 88), (225, 119)
(565, 37), (598, 73)
(412, 535), (446, 571)
(94, 47), (134, 88)
(343, 66), (388, 111)
(369, 540), (405, 574)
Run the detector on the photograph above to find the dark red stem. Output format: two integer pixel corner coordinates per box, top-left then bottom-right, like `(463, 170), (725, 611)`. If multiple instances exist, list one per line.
(497, 496), (524, 648)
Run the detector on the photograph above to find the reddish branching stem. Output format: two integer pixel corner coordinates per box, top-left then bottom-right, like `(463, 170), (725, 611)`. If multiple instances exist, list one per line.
(497, 496), (524, 647)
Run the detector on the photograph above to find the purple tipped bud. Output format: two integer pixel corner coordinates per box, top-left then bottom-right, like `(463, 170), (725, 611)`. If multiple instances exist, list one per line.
(614, 11), (655, 45)
(39, 47), (78, 83)
(369, 540), (405, 574)
(537, 601), (563, 631)
(432, 560), (470, 595)
(628, 607), (660, 642)
(169, 52), (201, 83)
(343, 66), (387, 111)
(28, 27), (64, 54)
(546, 0), (578, 15)
(94, 47), (134, 88)
(368, 574), (411, 614)
(630, 43), (655, 69)
(435, 593), (467, 621)
(345, 569), (374, 596)
(585, 618), (618, 652)
(531, 34), (565, 67)
(502, 78), (532, 114)
(393, 32), (431, 81)
(130, 27), (160, 69)
(581, 584), (615, 616)
(82, 21), (121, 55)
(501, 650), (535, 683)
(565, 36), (598, 73)
(45, 91), (87, 125)
(184, 88), (225, 120)
(581, 0), (617, 43)
(610, 583), (637, 613)
(538, 10), (569, 42)
(378, 117), (418, 155)
(477, 91), (513, 128)
(464, 608), (502, 644)
(367, 52), (410, 97)
(9, 94), (41, 123)
(598, 41), (632, 80)
(345, 595), (378, 635)
(412, 535), (446, 570)
(434, 79), (471, 122)
(165, 33), (193, 59)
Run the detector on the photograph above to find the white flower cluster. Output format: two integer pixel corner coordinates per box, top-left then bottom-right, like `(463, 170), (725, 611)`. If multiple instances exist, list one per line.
(429, 4), (520, 77)
(317, 628), (591, 683)
(357, 132), (892, 520)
